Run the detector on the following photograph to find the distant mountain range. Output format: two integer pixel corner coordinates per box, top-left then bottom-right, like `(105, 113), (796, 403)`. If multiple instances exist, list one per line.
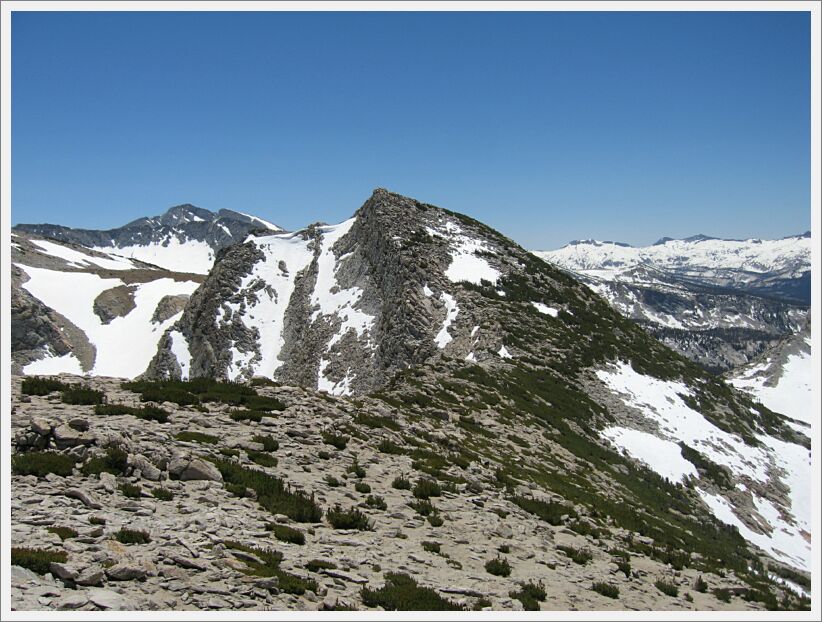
(533, 234), (810, 373)
(14, 204), (282, 274)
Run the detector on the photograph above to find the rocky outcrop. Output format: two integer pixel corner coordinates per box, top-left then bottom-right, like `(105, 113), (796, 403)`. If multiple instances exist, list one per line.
(93, 285), (137, 324)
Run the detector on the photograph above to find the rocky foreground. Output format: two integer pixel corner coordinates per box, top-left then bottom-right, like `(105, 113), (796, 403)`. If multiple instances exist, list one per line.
(10, 374), (805, 613)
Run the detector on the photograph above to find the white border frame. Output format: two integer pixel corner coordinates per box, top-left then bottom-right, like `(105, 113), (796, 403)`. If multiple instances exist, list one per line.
(1, 2), (819, 621)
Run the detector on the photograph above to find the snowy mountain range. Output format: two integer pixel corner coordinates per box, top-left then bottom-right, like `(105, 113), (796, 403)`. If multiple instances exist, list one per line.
(14, 204), (282, 274)
(535, 233), (810, 304)
(9, 190), (813, 576)
(533, 236), (810, 373)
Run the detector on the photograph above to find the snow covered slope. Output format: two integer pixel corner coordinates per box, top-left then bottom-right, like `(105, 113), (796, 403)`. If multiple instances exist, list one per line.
(598, 361), (811, 571)
(14, 204), (283, 275)
(11, 232), (203, 377)
(728, 322), (813, 426)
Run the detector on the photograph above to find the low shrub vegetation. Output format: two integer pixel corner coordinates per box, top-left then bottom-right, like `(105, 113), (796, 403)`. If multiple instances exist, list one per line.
(151, 488), (174, 501)
(252, 434), (279, 452)
(115, 528), (151, 545)
(210, 458), (323, 522)
(21, 377), (69, 396)
(322, 431), (348, 450)
(510, 581), (546, 610)
(12, 451), (77, 477)
(119, 483), (142, 498)
(484, 557), (512, 577)
(655, 579), (679, 598)
(557, 545), (592, 565)
(175, 431), (219, 444)
(94, 403), (169, 423)
(81, 446), (128, 477)
(354, 481), (371, 494)
(392, 475), (411, 490)
(223, 541), (317, 595)
(364, 495), (387, 510)
(11, 547), (68, 574)
(47, 526), (78, 541)
(361, 572), (463, 611)
(267, 523), (305, 545)
(327, 505), (371, 530)
(413, 478), (442, 499)
(248, 450), (278, 468)
(305, 559), (337, 573)
(230, 409), (265, 422)
(592, 582), (620, 599)
(61, 387), (105, 405)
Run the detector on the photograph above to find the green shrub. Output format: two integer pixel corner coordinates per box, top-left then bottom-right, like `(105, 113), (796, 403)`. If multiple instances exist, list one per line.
(413, 478), (441, 499)
(655, 579), (679, 597)
(557, 545), (592, 565)
(714, 587), (731, 603)
(361, 572), (463, 611)
(695, 575), (708, 593)
(354, 412), (402, 431)
(422, 541), (441, 554)
(410, 499), (434, 516)
(325, 475), (341, 487)
(513, 496), (576, 526)
(210, 458), (322, 522)
(248, 451), (278, 468)
(427, 512), (444, 527)
(354, 481), (371, 494)
(11, 547), (68, 574)
(230, 409), (264, 422)
(151, 488), (174, 501)
(327, 505), (371, 530)
(592, 582), (619, 599)
(252, 434), (279, 452)
(81, 446), (128, 476)
(392, 475), (411, 490)
(498, 544), (511, 554)
(219, 448), (240, 458)
(485, 557), (512, 577)
(47, 526), (78, 541)
(21, 377), (69, 396)
(318, 450), (331, 460)
(378, 439), (405, 454)
(115, 528), (151, 544)
(225, 482), (248, 497)
(347, 456), (366, 478)
(365, 495), (387, 510)
(223, 541), (317, 595)
(94, 403), (169, 423)
(305, 559), (337, 573)
(61, 387), (105, 405)
(322, 431), (348, 450)
(175, 431), (219, 444)
(267, 523), (305, 545)
(88, 516), (106, 525)
(473, 598), (492, 610)
(616, 559), (631, 578)
(120, 483), (142, 498)
(510, 581), (546, 610)
(12, 451), (77, 477)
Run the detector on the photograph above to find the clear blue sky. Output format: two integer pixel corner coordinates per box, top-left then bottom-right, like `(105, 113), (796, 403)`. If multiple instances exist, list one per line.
(12, 10), (811, 249)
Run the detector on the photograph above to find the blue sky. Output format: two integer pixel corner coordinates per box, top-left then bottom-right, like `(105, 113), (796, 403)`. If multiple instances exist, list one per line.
(12, 10), (810, 249)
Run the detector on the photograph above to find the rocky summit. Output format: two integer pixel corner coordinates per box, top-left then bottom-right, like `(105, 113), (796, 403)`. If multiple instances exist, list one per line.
(9, 190), (812, 612)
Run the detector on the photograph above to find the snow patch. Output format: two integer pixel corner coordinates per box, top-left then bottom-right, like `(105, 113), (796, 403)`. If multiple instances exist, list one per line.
(23, 350), (84, 376)
(532, 302), (559, 317)
(427, 221), (500, 286)
(498, 345), (513, 359)
(434, 293), (459, 348)
(31, 239), (140, 271)
(602, 427), (698, 483)
(168, 330), (192, 380)
(96, 238), (214, 274)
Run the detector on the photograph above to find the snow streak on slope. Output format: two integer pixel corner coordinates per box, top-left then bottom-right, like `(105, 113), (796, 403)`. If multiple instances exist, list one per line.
(236, 211), (283, 232)
(427, 220), (500, 286)
(434, 293), (459, 348)
(95, 238), (214, 274)
(532, 302), (559, 317)
(311, 218), (375, 350)
(597, 361), (811, 570)
(30, 239), (142, 271)
(225, 231), (314, 380)
(729, 337), (812, 425)
(19, 265), (199, 378)
(168, 330), (192, 380)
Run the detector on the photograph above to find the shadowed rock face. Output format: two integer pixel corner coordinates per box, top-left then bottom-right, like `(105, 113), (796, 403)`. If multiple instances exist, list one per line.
(146, 189), (567, 393)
